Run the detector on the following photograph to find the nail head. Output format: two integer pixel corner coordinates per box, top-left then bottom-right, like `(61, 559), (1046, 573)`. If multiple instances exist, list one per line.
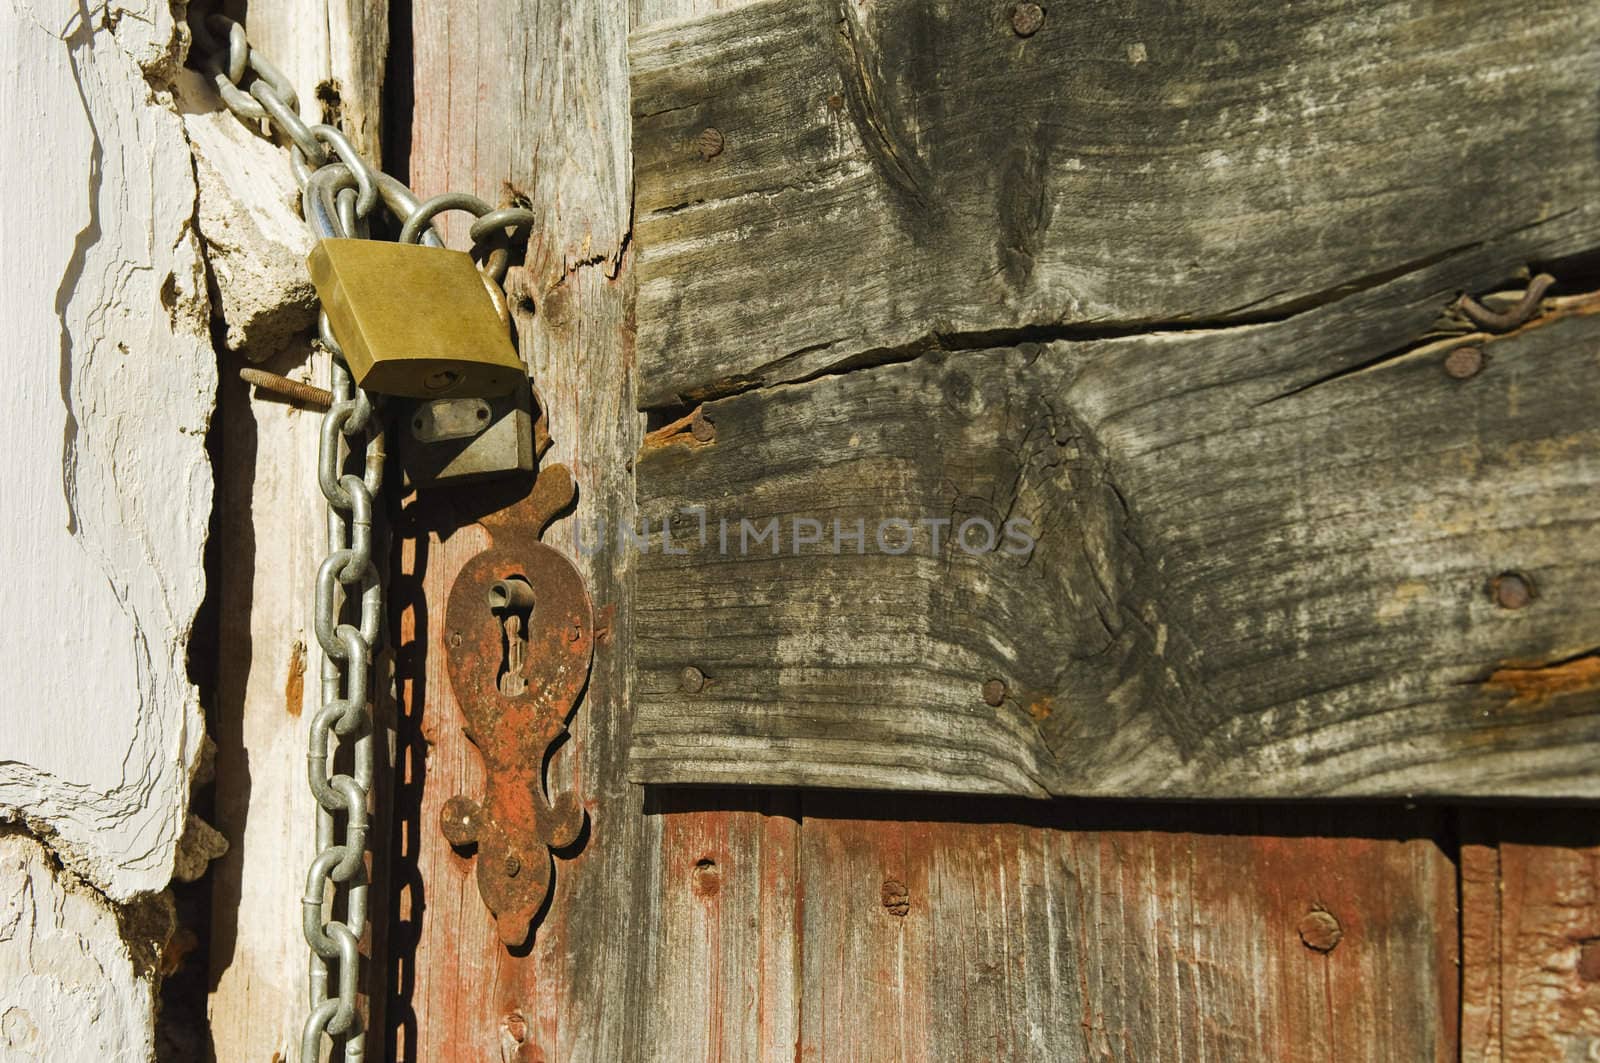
(981, 679), (1007, 706)
(697, 127), (725, 160)
(681, 665), (707, 693)
(1297, 909), (1342, 952)
(1010, 2), (1045, 37)
(1491, 572), (1534, 611)
(1444, 345), (1483, 380)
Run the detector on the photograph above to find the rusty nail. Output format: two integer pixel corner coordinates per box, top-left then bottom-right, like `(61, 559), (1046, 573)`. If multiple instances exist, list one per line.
(691, 857), (721, 897)
(504, 855), (521, 878)
(1010, 2), (1045, 37)
(981, 678), (1007, 706)
(1491, 572), (1534, 611)
(690, 410), (716, 442)
(1443, 345), (1483, 380)
(504, 1013), (528, 1043)
(1297, 909), (1343, 953)
(680, 665), (707, 693)
(697, 127), (725, 160)
(1457, 273), (1555, 333)
(881, 878), (910, 917)
(240, 367), (334, 410)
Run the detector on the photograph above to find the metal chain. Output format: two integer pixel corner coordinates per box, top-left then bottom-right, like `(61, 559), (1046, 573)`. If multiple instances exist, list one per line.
(188, 12), (536, 1062)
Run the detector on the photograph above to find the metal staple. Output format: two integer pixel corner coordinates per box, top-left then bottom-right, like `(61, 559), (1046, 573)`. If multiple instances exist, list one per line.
(189, 12), (534, 1061)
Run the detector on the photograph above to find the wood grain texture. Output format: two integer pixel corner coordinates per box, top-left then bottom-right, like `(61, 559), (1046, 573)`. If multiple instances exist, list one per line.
(631, 270), (1600, 798)
(241, 0), (389, 160)
(390, 1), (790, 1060)
(1461, 810), (1600, 1062)
(795, 797), (1458, 1063)
(629, 0), (1600, 408)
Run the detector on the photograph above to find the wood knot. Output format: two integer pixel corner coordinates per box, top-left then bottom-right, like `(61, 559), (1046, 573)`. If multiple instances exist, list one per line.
(1297, 909), (1343, 953)
(881, 878), (910, 917)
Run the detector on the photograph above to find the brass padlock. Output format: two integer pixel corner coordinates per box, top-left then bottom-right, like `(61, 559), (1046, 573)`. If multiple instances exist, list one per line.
(307, 238), (525, 398)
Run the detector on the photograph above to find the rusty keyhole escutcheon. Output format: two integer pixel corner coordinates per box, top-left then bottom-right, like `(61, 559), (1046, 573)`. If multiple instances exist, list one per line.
(440, 398), (593, 947)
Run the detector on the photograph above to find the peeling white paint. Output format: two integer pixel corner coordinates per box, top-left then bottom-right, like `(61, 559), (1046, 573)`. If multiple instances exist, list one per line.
(0, 0), (211, 901)
(0, 832), (155, 1061)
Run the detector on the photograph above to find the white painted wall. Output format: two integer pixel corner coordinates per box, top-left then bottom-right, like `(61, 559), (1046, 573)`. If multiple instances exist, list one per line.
(0, 0), (210, 907)
(0, 832), (155, 1061)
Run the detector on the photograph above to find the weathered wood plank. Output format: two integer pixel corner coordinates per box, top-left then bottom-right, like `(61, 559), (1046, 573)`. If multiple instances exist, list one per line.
(649, 790), (801, 1059)
(629, 0), (1600, 408)
(199, 5), (390, 1055)
(796, 797), (1458, 1062)
(1461, 810), (1600, 1062)
(392, 2), (791, 1060)
(631, 268), (1600, 797)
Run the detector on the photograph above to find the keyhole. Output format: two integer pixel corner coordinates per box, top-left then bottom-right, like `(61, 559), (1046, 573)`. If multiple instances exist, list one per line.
(487, 576), (534, 696)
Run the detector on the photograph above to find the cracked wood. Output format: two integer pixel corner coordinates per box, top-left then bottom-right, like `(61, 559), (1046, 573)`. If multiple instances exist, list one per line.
(630, 0), (1600, 408)
(630, 270), (1600, 797)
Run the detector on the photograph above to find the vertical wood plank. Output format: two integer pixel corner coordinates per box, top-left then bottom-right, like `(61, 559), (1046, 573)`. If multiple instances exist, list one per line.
(650, 791), (801, 1060)
(205, 5), (388, 1055)
(797, 798), (1458, 1062)
(1461, 811), (1600, 1062)
(394, 1), (783, 1060)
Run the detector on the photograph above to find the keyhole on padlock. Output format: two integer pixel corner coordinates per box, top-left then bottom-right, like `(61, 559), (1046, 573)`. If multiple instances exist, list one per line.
(487, 576), (534, 697)
(424, 369), (463, 393)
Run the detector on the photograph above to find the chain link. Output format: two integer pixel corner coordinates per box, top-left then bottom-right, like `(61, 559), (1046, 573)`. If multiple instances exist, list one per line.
(189, 11), (532, 1061)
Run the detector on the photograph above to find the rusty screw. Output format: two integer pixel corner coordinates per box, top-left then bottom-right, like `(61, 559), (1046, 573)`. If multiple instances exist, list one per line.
(1297, 909), (1343, 953)
(239, 367), (334, 410)
(1491, 572), (1534, 611)
(1010, 2), (1045, 37)
(1443, 345), (1484, 380)
(504, 855), (521, 878)
(981, 679), (1007, 706)
(697, 127), (725, 160)
(680, 666), (707, 693)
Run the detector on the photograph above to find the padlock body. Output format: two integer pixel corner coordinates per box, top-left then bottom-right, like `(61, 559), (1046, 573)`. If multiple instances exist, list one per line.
(308, 239), (524, 398)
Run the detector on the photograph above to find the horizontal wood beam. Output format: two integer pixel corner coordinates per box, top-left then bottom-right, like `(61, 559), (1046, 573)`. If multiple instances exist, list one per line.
(631, 0), (1600, 408)
(630, 265), (1600, 798)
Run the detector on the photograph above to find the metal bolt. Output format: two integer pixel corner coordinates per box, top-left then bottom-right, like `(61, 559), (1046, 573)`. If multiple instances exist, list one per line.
(697, 127), (725, 160)
(504, 855), (521, 878)
(1297, 909), (1343, 953)
(690, 410), (716, 442)
(680, 666), (707, 693)
(239, 367), (333, 410)
(1491, 572), (1534, 610)
(1444, 345), (1483, 380)
(981, 679), (1007, 706)
(1010, 2), (1045, 37)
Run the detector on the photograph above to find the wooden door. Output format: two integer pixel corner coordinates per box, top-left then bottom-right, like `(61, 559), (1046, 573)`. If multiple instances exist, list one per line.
(210, 1), (1600, 1059)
